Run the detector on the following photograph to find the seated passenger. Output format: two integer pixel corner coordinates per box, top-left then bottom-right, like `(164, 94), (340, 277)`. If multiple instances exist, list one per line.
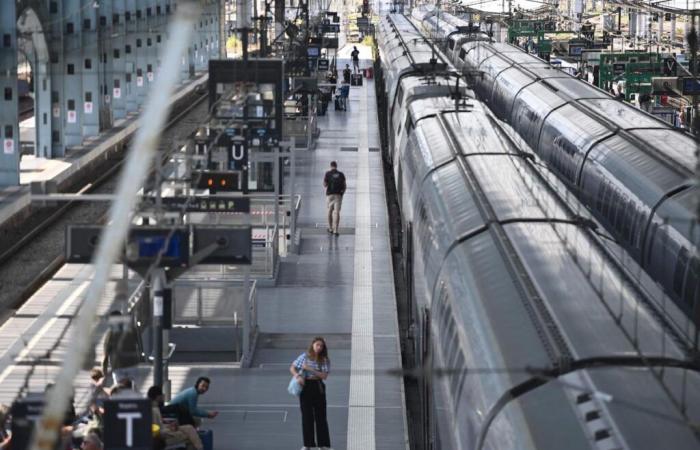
(167, 377), (218, 426)
(148, 386), (203, 450)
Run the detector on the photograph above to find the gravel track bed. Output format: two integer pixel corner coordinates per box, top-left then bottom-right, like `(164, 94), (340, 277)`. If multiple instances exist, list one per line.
(0, 98), (210, 311)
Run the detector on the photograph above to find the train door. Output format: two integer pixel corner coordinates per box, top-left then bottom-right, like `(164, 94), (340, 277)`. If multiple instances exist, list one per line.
(405, 222), (414, 327)
(420, 306), (435, 450)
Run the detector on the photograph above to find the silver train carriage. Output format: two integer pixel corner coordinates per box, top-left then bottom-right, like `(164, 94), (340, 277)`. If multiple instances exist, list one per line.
(414, 9), (700, 327)
(376, 14), (700, 450)
(376, 13), (467, 187)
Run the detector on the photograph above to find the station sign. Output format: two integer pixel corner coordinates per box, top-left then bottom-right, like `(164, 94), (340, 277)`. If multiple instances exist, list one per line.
(357, 17), (370, 32)
(318, 59), (329, 71)
(66, 225), (190, 269)
(10, 396), (44, 450)
(103, 399), (152, 450)
(154, 196), (251, 213)
(682, 77), (700, 95)
(612, 63), (625, 75)
(321, 23), (340, 33)
(193, 225), (252, 265)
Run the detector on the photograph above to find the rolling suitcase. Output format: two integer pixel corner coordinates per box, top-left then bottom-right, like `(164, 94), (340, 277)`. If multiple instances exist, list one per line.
(198, 429), (213, 450)
(351, 73), (363, 86)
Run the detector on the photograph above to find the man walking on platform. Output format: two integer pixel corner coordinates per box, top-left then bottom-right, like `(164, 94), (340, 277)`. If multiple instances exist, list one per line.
(351, 46), (360, 73)
(324, 161), (346, 236)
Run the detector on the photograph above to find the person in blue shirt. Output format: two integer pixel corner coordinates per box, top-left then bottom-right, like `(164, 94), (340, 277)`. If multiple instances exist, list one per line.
(168, 377), (219, 425)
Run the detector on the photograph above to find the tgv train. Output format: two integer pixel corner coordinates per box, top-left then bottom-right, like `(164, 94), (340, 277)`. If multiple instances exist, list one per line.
(376, 13), (700, 450)
(412, 8), (700, 328)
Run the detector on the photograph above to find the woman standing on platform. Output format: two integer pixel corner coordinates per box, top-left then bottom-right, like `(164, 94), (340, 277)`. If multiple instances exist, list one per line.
(290, 337), (332, 450)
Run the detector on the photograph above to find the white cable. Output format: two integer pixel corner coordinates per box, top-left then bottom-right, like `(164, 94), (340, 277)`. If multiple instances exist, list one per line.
(28, 3), (201, 450)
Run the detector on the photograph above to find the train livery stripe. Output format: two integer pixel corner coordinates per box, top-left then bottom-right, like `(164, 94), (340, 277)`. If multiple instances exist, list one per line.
(347, 79), (376, 450)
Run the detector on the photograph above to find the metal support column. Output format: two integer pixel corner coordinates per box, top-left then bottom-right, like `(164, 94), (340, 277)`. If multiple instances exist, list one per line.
(17, 7), (52, 159)
(81, 0), (100, 138)
(671, 14), (676, 44)
(152, 269), (165, 388)
(134, 2), (148, 108)
(61, 0), (84, 148)
(124, 0), (138, 113)
(0, 0), (19, 186)
(96, 0), (114, 130)
(110, 0), (127, 120)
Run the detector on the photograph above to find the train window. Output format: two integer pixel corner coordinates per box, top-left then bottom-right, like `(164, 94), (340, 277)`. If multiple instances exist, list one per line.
(137, 39), (142, 48)
(620, 200), (632, 241)
(113, 49), (120, 59)
(595, 183), (607, 212)
(67, 99), (75, 111)
(4, 88), (11, 101)
(147, 38), (152, 47)
(673, 247), (689, 299)
(67, 64), (75, 75)
(685, 256), (699, 310)
(66, 22), (74, 34)
(85, 59), (92, 70)
(459, 49), (466, 60)
(136, 9), (142, 19)
(83, 19), (91, 30)
(114, 79), (120, 88)
(112, 14), (119, 25)
(2, 34), (10, 48)
(4, 126), (12, 139)
(157, 35), (162, 44)
(157, 6), (162, 15)
(147, 7), (153, 17)
(85, 92), (92, 103)
(50, 1), (58, 13)
(125, 45), (132, 54)
(52, 130), (59, 143)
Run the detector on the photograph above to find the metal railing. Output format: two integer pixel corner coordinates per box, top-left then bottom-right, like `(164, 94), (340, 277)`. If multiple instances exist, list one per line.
(242, 280), (258, 367)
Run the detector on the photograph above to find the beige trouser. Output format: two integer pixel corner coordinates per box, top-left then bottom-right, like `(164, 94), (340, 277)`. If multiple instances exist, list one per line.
(327, 194), (343, 233)
(163, 424), (203, 450)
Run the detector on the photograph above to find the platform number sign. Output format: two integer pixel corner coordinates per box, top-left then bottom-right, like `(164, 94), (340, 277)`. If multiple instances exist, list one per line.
(10, 397), (44, 450)
(104, 399), (152, 450)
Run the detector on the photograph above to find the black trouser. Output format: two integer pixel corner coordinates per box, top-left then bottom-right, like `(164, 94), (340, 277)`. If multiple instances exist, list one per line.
(299, 379), (330, 447)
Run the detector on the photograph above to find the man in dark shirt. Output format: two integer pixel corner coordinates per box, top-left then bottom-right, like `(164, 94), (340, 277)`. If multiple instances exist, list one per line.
(323, 161), (346, 235)
(351, 46), (360, 73)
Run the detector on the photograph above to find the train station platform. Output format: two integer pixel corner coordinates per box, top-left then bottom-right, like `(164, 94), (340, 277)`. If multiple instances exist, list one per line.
(0, 49), (408, 450)
(0, 72), (208, 229)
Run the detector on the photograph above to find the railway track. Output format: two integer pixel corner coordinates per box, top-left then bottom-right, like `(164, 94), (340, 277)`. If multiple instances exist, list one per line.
(0, 90), (210, 314)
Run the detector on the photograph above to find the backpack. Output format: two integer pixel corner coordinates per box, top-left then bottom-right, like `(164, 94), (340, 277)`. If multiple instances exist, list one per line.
(326, 170), (345, 195)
